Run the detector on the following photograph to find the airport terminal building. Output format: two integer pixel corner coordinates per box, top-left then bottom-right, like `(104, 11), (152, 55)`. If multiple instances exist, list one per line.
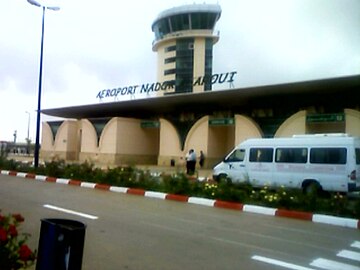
(40, 4), (360, 168)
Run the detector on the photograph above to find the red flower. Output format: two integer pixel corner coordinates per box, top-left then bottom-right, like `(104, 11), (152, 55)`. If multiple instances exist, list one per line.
(0, 227), (7, 242)
(8, 224), (18, 237)
(12, 214), (25, 223)
(0, 212), (36, 268)
(19, 244), (34, 261)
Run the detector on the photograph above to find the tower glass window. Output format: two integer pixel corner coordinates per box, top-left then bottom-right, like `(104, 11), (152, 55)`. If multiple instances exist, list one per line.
(152, 9), (220, 41)
(164, 57), (176, 64)
(164, 69), (176, 75)
(171, 14), (190, 32)
(153, 18), (170, 40)
(204, 38), (213, 91)
(190, 12), (218, 30)
(165, 45), (176, 52)
(175, 38), (194, 93)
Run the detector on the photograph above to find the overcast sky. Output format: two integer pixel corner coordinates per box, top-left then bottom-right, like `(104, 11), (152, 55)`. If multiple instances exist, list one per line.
(0, 0), (359, 142)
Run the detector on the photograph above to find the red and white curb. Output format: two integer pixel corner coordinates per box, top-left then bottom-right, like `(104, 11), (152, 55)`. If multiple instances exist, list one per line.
(2, 169), (359, 230)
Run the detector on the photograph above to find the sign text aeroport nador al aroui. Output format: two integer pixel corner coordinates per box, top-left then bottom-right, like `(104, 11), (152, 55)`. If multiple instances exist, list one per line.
(96, 71), (237, 100)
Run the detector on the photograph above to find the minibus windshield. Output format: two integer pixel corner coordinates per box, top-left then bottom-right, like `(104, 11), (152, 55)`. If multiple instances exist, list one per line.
(225, 149), (245, 162)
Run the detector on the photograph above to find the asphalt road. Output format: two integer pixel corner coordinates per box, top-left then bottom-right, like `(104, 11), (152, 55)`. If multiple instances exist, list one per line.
(0, 174), (359, 270)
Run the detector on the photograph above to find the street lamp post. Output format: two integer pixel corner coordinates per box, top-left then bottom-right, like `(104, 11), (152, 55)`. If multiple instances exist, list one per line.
(25, 111), (30, 141)
(27, 0), (59, 167)
(25, 111), (30, 155)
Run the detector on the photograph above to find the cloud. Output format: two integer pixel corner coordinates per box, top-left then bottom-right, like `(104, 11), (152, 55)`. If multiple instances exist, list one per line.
(0, 78), (37, 142)
(0, 0), (359, 141)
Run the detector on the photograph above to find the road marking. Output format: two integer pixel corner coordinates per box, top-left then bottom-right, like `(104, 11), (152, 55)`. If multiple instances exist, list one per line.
(252, 255), (315, 270)
(352, 241), (360, 249)
(310, 258), (360, 270)
(43, 204), (98, 220)
(337, 250), (360, 262)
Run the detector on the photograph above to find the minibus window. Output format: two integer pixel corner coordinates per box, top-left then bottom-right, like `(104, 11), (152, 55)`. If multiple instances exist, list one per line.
(225, 149), (245, 162)
(275, 148), (307, 163)
(356, 149), (360, 164)
(249, 148), (273, 162)
(310, 148), (347, 164)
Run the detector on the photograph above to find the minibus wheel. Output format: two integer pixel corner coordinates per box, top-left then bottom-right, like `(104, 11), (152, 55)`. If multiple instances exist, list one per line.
(215, 173), (228, 183)
(303, 181), (321, 195)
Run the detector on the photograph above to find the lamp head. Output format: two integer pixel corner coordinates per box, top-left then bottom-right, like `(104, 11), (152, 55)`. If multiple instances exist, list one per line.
(47, 6), (60, 11)
(27, 0), (41, 7)
(27, 0), (60, 10)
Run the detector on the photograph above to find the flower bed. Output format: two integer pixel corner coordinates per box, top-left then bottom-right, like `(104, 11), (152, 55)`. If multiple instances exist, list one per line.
(0, 211), (36, 269)
(1, 157), (359, 219)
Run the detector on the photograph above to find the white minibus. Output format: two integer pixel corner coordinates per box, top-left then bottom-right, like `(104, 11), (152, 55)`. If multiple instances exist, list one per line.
(213, 134), (360, 193)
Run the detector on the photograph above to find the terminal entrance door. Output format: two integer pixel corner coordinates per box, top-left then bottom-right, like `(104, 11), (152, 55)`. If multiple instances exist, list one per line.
(208, 118), (235, 167)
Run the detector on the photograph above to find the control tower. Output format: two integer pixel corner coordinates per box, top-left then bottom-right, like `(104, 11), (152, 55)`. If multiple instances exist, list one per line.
(152, 4), (221, 96)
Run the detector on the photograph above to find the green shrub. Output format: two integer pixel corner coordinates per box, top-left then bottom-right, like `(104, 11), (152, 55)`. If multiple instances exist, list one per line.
(352, 199), (360, 218)
(161, 173), (191, 195)
(1, 159), (19, 171)
(63, 161), (97, 182)
(214, 181), (250, 203)
(35, 160), (65, 178)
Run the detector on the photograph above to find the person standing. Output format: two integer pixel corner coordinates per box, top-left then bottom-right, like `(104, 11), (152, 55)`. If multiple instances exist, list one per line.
(199, 150), (205, 168)
(185, 149), (197, 175)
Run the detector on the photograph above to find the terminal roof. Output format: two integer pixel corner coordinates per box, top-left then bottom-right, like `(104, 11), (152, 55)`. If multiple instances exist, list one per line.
(41, 75), (360, 120)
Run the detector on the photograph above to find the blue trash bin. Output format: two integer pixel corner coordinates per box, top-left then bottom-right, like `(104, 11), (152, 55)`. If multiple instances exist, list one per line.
(36, 219), (86, 270)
